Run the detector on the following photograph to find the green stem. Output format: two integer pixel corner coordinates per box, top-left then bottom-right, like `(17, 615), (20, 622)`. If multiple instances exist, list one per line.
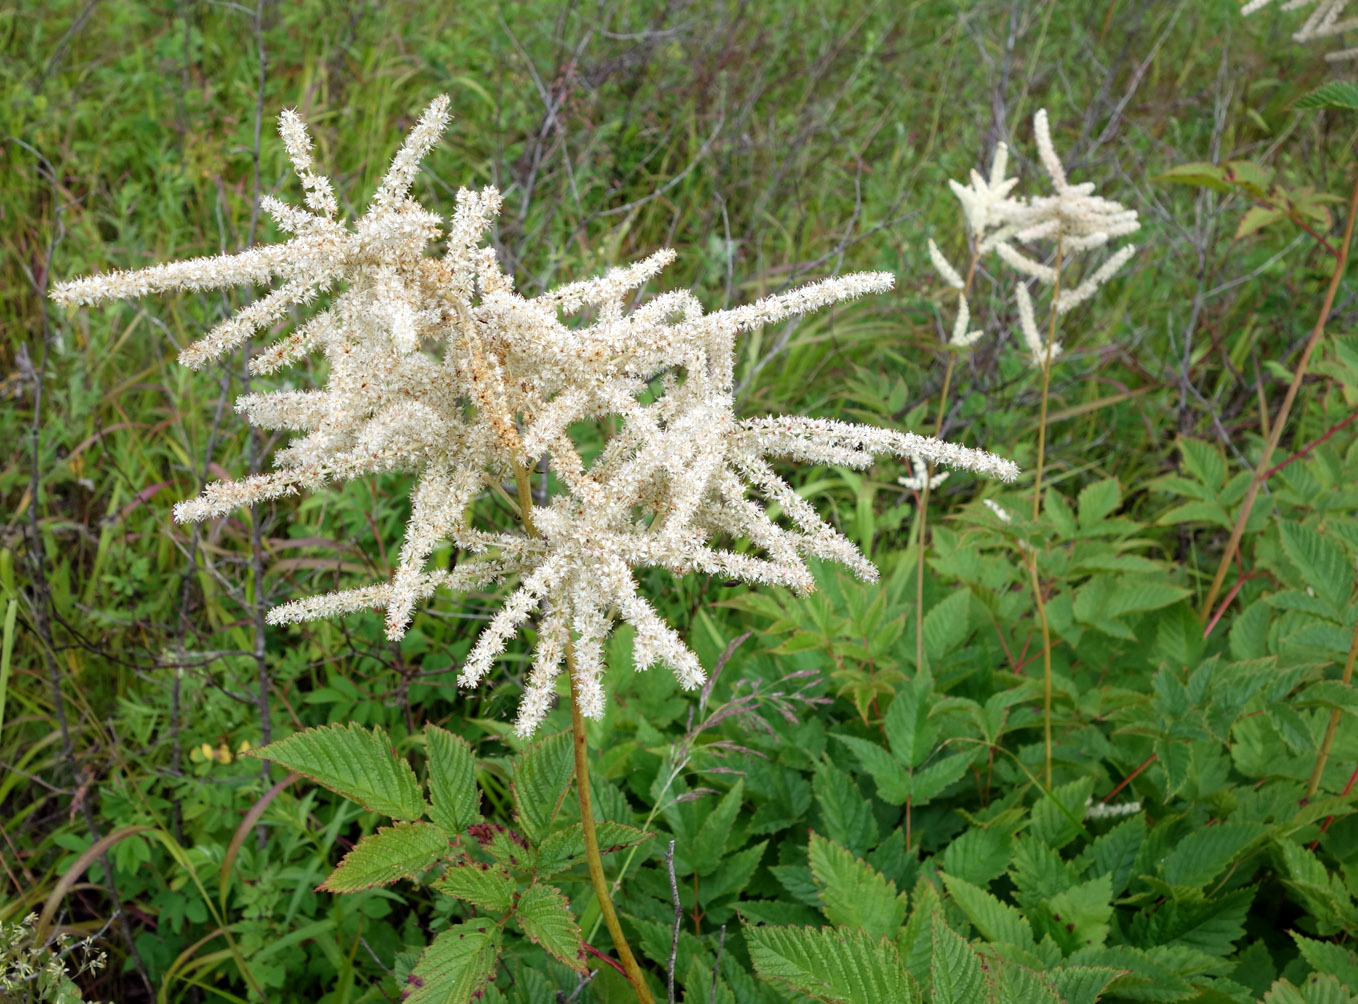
(511, 463), (652, 1003)
(1199, 164), (1358, 622)
(568, 644), (655, 1004)
(1024, 553), (1054, 787)
(1308, 616), (1358, 798)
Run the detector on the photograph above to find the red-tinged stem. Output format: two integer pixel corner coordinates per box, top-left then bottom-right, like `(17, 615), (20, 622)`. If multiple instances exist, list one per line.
(1259, 404), (1358, 482)
(1101, 753), (1158, 804)
(1201, 164), (1358, 622)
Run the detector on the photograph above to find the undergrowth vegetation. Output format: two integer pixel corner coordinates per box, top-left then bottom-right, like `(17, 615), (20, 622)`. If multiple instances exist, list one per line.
(4, 1), (1358, 1002)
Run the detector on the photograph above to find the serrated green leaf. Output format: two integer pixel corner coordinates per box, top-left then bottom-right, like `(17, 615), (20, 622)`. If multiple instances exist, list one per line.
(1179, 439), (1226, 490)
(814, 761), (877, 856)
(512, 731), (574, 844)
(808, 832), (908, 939)
(835, 733), (911, 803)
(691, 779), (747, 877)
(1155, 162), (1231, 193)
(1292, 931), (1358, 991)
(1104, 581), (1191, 618)
(747, 925), (919, 1004)
(930, 913), (984, 1004)
(1046, 873), (1113, 954)
(1296, 81), (1358, 111)
(1279, 523), (1351, 611)
(942, 826), (1013, 887)
(702, 837), (767, 904)
(404, 921), (499, 1004)
(534, 820), (652, 875)
(910, 754), (973, 804)
(434, 862), (516, 913)
(319, 821), (447, 893)
(514, 882), (586, 972)
(426, 725), (481, 835)
(1162, 822), (1264, 887)
(1078, 478), (1121, 529)
(941, 873), (1035, 948)
(986, 954), (1062, 1004)
(1237, 205), (1286, 239)
(1090, 815), (1146, 896)
(255, 723), (425, 820)
(922, 590), (972, 662)
(884, 674), (937, 767)
(1048, 966), (1122, 1004)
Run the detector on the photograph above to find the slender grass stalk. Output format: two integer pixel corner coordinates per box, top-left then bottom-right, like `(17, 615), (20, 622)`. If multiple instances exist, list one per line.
(513, 466), (653, 1004)
(1307, 615), (1358, 798)
(1199, 164), (1358, 621)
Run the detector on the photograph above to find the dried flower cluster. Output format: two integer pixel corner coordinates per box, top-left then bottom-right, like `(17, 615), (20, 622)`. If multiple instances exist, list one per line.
(926, 108), (1139, 368)
(52, 96), (1018, 736)
(1241, 0), (1358, 62)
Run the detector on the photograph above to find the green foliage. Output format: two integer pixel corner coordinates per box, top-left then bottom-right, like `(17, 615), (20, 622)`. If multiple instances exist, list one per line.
(10, 2), (1358, 1002)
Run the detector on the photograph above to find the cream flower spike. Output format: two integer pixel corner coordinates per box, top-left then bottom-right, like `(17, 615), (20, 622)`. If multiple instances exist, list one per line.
(1241, 0), (1358, 60)
(53, 95), (1020, 736)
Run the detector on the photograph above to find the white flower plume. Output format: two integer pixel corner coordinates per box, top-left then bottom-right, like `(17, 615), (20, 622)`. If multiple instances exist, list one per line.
(52, 96), (1019, 735)
(1241, 0), (1358, 62)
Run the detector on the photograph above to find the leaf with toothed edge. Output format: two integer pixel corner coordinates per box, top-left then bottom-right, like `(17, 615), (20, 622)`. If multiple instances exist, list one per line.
(253, 723), (425, 820)
(319, 821), (448, 892)
(514, 882), (587, 973)
(426, 725), (482, 835)
(433, 861), (516, 914)
(403, 921), (499, 1004)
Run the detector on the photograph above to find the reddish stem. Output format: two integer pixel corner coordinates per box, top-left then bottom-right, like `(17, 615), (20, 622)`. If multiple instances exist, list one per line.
(1101, 753), (1158, 804)
(583, 942), (629, 978)
(1260, 405), (1358, 482)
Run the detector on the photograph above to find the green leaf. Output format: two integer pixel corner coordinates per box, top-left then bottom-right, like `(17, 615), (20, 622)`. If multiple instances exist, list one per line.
(814, 760), (877, 856)
(1296, 81), (1358, 111)
(941, 826), (1013, 887)
(1178, 438), (1226, 490)
(884, 674), (938, 767)
(1155, 162), (1230, 193)
(426, 725), (481, 835)
(1279, 522), (1351, 611)
(1104, 581), (1191, 618)
(1045, 874), (1113, 954)
(1292, 931), (1358, 990)
(534, 820), (652, 875)
(808, 832), (908, 939)
(922, 590), (972, 661)
(319, 821), (447, 892)
(746, 925), (919, 1004)
(909, 754), (973, 804)
(929, 913), (984, 1004)
(434, 862), (516, 913)
(703, 838), (768, 904)
(1078, 478), (1121, 529)
(512, 731), (574, 844)
(941, 873), (1034, 949)
(1237, 206), (1287, 239)
(255, 723), (425, 820)
(1296, 681), (1358, 717)
(1047, 967), (1122, 1004)
(692, 780), (746, 875)
(1161, 822), (1264, 887)
(404, 921), (499, 1004)
(836, 734), (912, 803)
(514, 882), (586, 973)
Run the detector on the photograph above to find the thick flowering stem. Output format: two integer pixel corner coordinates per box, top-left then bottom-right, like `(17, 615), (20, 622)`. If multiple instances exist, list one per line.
(513, 466), (653, 1003)
(569, 643), (656, 1004)
(1199, 163), (1358, 622)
